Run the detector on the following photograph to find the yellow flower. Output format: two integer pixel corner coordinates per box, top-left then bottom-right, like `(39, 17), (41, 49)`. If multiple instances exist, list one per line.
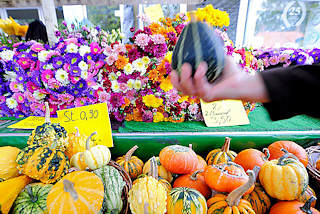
(165, 51), (173, 64)
(142, 94), (163, 108)
(160, 77), (173, 92)
(153, 112), (164, 123)
(141, 56), (150, 65)
(178, 95), (189, 103)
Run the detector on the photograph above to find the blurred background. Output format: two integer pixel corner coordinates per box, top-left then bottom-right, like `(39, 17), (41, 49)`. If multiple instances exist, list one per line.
(1, 0), (319, 49)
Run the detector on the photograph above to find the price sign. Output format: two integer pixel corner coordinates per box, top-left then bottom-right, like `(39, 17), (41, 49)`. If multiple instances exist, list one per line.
(201, 100), (250, 127)
(8, 116), (60, 129)
(144, 4), (164, 22)
(57, 103), (113, 147)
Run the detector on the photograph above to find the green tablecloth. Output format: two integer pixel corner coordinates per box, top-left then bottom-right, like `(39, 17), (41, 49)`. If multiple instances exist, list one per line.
(0, 106), (319, 161)
(119, 106), (320, 132)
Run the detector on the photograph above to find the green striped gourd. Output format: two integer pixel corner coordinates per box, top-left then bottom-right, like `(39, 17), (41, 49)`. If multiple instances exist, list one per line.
(13, 183), (53, 214)
(171, 12), (225, 84)
(27, 102), (68, 151)
(93, 165), (126, 214)
(167, 187), (207, 214)
(206, 137), (237, 165)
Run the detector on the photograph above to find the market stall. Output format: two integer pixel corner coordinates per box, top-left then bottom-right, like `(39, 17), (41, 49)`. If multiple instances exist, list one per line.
(1, 1), (320, 214)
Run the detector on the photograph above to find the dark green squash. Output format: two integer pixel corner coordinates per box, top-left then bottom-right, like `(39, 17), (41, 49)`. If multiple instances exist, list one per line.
(12, 183), (53, 214)
(93, 165), (126, 214)
(27, 102), (68, 151)
(171, 13), (225, 84)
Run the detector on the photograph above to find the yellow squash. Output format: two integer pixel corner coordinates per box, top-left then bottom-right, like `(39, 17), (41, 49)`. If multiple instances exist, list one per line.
(0, 146), (21, 180)
(259, 149), (308, 200)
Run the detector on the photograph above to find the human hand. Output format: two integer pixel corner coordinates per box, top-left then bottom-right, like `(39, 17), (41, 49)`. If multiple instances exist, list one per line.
(170, 55), (270, 103)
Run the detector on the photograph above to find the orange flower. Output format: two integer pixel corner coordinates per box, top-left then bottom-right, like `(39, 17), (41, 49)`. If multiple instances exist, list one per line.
(149, 23), (162, 34)
(148, 69), (159, 82)
(115, 55), (129, 70)
(125, 44), (134, 52)
(121, 97), (131, 108)
(125, 114), (134, 121)
(133, 109), (143, 122)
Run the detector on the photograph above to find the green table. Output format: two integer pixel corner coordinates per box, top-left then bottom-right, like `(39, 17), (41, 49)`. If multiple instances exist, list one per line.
(1, 106), (320, 161)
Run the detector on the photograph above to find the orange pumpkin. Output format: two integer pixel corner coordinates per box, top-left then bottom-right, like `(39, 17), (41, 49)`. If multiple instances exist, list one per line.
(116, 145), (144, 180)
(159, 145), (198, 174)
(207, 170), (257, 214)
(316, 159), (320, 170)
(270, 197), (320, 214)
(204, 162), (255, 194)
(234, 148), (269, 173)
(268, 141), (308, 167)
(297, 186), (317, 208)
(46, 171), (104, 214)
(173, 170), (211, 199)
(206, 137), (237, 165)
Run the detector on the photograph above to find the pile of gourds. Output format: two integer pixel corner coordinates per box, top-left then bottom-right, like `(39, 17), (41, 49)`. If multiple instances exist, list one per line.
(123, 138), (319, 214)
(0, 103), (319, 213)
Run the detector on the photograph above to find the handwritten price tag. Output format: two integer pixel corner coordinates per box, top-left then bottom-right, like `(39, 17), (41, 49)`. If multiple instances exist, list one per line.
(8, 116), (60, 129)
(144, 4), (164, 22)
(201, 100), (250, 127)
(57, 103), (113, 147)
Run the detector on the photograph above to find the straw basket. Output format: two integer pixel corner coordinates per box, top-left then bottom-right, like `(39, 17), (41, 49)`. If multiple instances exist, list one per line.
(306, 145), (320, 190)
(108, 160), (132, 214)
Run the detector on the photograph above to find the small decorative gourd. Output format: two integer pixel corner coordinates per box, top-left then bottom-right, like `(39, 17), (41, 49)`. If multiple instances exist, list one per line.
(268, 140), (308, 167)
(143, 156), (173, 182)
(70, 132), (111, 170)
(173, 170), (211, 199)
(204, 162), (255, 194)
(206, 137), (237, 165)
(65, 127), (95, 159)
(27, 102), (68, 151)
(259, 149), (308, 200)
(0, 175), (33, 214)
(297, 186), (317, 208)
(167, 187), (208, 214)
(93, 165), (126, 214)
(0, 146), (21, 180)
(270, 196), (320, 214)
(128, 156), (167, 214)
(234, 148), (270, 173)
(159, 144), (198, 174)
(207, 170), (257, 214)
(116, 145), (144, 180)
(13, 183), (53, 214)
(171, 11), (225, 83)
(46, 171), (104, 214)
(135, 157), (172, 193)
(242, 182), (272, 214)
(16, 144), (70, 184)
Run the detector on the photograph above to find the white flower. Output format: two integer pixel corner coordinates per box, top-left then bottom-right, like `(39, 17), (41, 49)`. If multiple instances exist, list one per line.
(38, 51), (49, 62)
(79, 45), (91, 56)
(17, 83), (24, 92)
(124, 63), (133, 75)
(116, 71), (122, 76)
(132, 59), (146, 75)
(6, 97), (18, 109)
(33, 90), (46, 100)
(4, 71), (17, 82)
(111, 80), (120, 92)
(232, 52), (243, 64)
(66, 43), (78, 53)
(0, 50), (14, 61)
(108, 72), (117, 81)
(133, 80), (142, 90)
(141, 56), (150, 65)
(81, 70), (88, 80)
(90, 28), (98, 37)
(127, 79), (135, 89)
(79, 61), (88, 71)
(55, 69), (69, 85)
